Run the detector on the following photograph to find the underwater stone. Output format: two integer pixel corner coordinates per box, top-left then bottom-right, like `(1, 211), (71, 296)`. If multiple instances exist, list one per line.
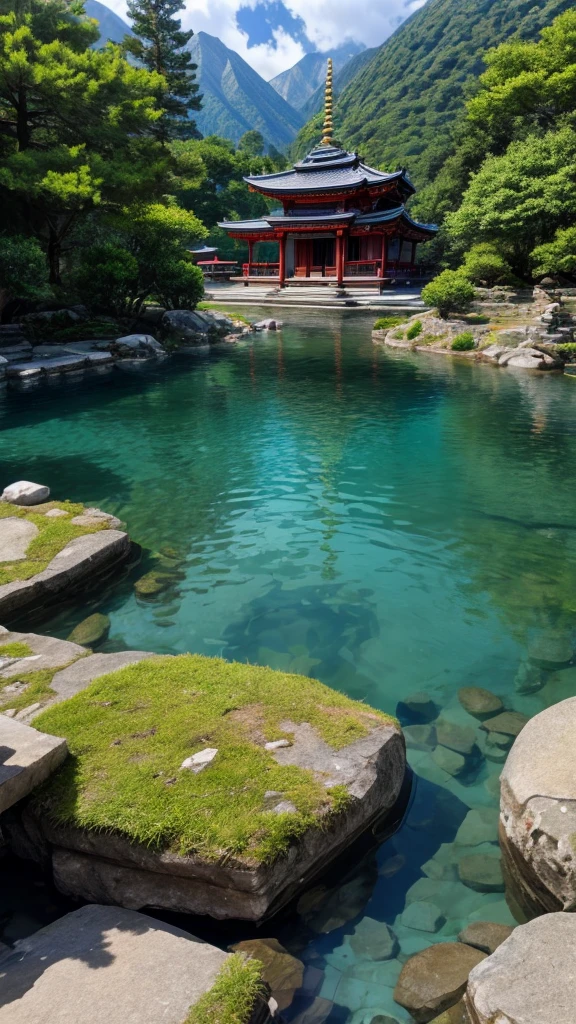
(435, 719), (477, 755)
(394, 943), (486, 1023)
(454, 808), (499, 847)
(67, 612), (110, 647)
(481, 711), (528, 738)
(230, 938), (303, 1011)
(458, 854), (504, 893)
(349, 917), (399, 960)
(396, 691), (438, 723)
(457, 921), (514, 955)
(404, 724), (437, 750)
(457, 688), (503, 720)
(528, 632), (573, 667)
(432, 745), (466, 777)
(401, 901), (445, 933)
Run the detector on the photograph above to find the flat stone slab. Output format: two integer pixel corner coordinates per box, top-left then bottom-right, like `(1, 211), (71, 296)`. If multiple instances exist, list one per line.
(0, 631), (85, 678)
(465, 913), (576, 1024)
(0, 715), (67, 813)
(51, 650), (158, 701)
(0, 518), (38, 561)
(0, 904), (229, 1024)
(500, 696), (576, 915)
(0, 530), (130, 620)
(5, 355), (87, 377)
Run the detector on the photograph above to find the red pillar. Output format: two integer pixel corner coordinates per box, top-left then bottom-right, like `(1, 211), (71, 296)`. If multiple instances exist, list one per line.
(380, 234), (386, 278)
(247, 239), (253, 275)
(278, 234), (286, 287)
(336, 233), (345, 286)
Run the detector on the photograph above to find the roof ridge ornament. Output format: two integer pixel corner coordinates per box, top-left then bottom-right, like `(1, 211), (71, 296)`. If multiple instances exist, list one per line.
(320, 58), (334, 147)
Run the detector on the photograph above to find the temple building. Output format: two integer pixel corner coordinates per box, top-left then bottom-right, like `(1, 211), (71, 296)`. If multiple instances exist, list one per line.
(218, 59), (437, 288)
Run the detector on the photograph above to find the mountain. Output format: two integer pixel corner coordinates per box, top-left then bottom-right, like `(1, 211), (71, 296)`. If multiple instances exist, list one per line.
(85, 0), (131, 45)
(187, 32), (303, 149)
(293, 0), (575, 185)
(269, 42), (365, 111)
(299, 46), (378, 121)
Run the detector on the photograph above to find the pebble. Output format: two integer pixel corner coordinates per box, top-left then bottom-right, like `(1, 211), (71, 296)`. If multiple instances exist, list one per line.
(44, 508), (69, 518)
(457, 687), (503, 720)
(265, 739), (291, 750)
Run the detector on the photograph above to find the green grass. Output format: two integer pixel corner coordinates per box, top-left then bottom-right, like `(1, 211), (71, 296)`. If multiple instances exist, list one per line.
(33, 654), (396, 862)
(406, 320), (423, 341)
(0, 668), (59, 714)
(451, 331), (476, 351)
(373, 316), (407, 331)
(184, 954), (265, 1024)
(0, 641), (33, 658)
(197, 303), (252, 327)
(0, 502), (108, 585)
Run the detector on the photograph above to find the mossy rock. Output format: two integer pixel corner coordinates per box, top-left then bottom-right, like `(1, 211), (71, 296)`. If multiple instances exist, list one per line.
(67, 613), (110, 647)
(134, 571), (176, 598)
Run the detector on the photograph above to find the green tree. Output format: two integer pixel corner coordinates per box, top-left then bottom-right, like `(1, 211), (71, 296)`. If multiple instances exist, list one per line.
(421, 270), (475, 318)
(238, 130), (265, 157)
(0, 1), (168, 282)
(445, 129), (576, 274)
(123, 0), (201, 140)
(0, 234), (50, 315)
(460, 244), (513, 286)
(73, 243), (139, 315)
(531, 226), (576, 279)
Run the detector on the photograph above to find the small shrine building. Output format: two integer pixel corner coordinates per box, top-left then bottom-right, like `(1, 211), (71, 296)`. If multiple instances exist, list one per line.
(218, 59), (437, 287)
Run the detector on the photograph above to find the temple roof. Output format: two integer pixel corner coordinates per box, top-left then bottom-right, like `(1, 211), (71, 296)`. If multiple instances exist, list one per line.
(244, 144), (415, 198)
(218, 205), (437, 238)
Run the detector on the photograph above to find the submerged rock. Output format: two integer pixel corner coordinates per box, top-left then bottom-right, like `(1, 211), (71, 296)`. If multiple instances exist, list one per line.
(457, 687), (503, 720)
(458, 854), (504, 893)
(480, 711), (528, 737)
(394, 943), (486, 1022)
(67, 612), (110, 647)
(230, 938), (303, 1010)
(396, 691), (438, 724)
(458, 920), (514, 955)
(349, 917), (399, 960)
(435, 719), (477, 755)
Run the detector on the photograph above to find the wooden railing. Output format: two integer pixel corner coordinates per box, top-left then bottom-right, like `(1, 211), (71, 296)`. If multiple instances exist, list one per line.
(243, 263), (280, 277)
(344, 260), (383, 277)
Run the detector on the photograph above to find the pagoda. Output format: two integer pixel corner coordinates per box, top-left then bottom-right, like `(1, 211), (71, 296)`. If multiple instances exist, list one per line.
(218, 59), (437, 287)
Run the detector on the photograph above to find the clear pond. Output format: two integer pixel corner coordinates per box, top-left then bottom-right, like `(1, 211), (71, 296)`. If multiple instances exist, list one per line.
(2, 308), (576, 1021)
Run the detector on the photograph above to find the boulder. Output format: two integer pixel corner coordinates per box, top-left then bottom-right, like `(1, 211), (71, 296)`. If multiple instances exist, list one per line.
(401, 900), (445, 933)
(457, 687), (503, 720)
(255, 319), (282, 331)
(394, 943), (486, 1023)
(479, 344), (510, 363)
(500, 696), (576, 916)
(160, 309), (233, 345)
(0, 715), (67, 813)
(349, 917), (399, 960)
(0, 904), (233, 1024)
(230, 938), (302, 1010)
(465, 913), (576, 1024)
(458, 920), (514, 955)
(1, 480), (50, 506)
(114, 334), (164, 357)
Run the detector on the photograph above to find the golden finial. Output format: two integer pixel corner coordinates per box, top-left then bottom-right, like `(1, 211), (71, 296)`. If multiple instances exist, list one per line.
(321, 58), (334, 146)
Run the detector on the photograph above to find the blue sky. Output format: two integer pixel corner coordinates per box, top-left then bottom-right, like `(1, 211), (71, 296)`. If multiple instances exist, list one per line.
(106, 0), (426, 79)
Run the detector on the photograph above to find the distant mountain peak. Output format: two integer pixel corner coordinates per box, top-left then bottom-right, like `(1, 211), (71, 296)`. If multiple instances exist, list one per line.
(269, 42), (366, 111)
(84, 0), (131, 45)
(188, 31), (303, 149)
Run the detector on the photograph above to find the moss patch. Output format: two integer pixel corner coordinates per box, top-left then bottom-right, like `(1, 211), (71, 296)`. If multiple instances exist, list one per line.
(373, 315), (407, 331)
(0, 641), (33, 658)
(0, 502), (109, 585)
(197, 303), (252, 326)
(183, 954), (265, 1024)
(33, 654), (396, 861)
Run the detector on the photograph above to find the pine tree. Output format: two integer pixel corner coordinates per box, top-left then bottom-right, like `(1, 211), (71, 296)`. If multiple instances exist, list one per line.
(124, 0), (202, 141)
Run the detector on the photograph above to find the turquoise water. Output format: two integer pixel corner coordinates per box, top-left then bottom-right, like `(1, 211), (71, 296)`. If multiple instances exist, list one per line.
(2, 309), (576, 1021)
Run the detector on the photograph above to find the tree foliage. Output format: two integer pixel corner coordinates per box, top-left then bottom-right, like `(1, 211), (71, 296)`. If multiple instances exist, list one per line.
(460, 244), (513, 287)
(531, 227), (576, 278)
(123, 0), (201, 140)
(0, 233), (50, 313)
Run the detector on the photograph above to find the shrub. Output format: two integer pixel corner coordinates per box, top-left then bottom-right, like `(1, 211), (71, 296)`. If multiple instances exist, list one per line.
(406, 319), (423, 340)
(0, 234), (50, 313)
(373, 315), (405, 331)
(531, 227), (576, 279)
(74, 244), (139, 316)
(422, 271), (475, 318)
(557, 342), (576, 360)
(451, 331), (476, 351)
(461, 244), (512, 286)
(153, 257), (204, 310)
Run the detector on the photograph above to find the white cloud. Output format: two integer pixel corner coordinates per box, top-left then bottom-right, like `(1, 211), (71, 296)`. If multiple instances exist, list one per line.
(102, 0), (427, 79)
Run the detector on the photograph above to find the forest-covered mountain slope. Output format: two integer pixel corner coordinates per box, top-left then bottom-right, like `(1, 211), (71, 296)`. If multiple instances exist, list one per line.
(299, 46), (378, 120)
(188, 33), (303, 149)
(85, 0), (131, 44)
(293, 0), (575, 184)
(269, 42), (365, 110)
